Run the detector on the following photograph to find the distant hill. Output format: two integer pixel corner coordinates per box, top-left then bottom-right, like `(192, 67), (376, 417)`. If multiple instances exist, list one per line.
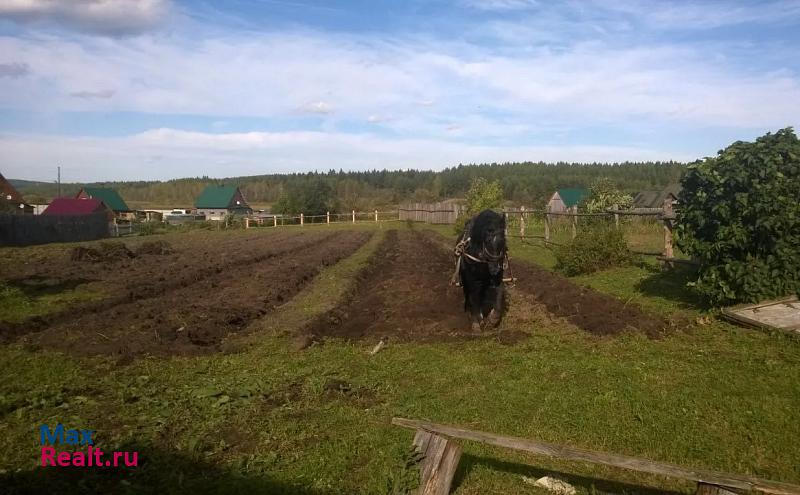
(7, 161), (686, 210)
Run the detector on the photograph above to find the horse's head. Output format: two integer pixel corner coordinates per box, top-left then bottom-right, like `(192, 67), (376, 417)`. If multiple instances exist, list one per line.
(469, 210), (506, 275)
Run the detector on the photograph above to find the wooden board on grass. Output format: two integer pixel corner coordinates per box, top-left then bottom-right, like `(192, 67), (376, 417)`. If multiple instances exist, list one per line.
(722, 296), (800, 335)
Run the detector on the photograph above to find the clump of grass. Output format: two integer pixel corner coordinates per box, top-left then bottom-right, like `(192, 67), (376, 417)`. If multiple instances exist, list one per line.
(0, 279), (103, 323)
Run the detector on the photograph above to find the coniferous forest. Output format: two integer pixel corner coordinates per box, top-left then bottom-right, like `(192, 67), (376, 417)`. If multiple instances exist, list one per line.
(10, 161), (685, 211)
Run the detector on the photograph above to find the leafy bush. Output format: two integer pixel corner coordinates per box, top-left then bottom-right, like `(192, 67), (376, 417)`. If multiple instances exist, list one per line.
(454, 177), (504, 233)
(465, 177), (503, 213)
(555, 223), (634, 276)
(583, 177), (633, 213)
(676, 128), (800, 305)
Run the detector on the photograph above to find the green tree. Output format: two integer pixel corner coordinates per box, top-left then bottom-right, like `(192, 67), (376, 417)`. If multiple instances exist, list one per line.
(273, 178), (336, 215)
(464, 177), (503, 214)
(584, 177), (633, 213)
(676, 128), (800, 305)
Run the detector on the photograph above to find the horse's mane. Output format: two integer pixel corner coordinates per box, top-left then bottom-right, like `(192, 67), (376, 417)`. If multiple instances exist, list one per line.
(467, 209), (505, 251)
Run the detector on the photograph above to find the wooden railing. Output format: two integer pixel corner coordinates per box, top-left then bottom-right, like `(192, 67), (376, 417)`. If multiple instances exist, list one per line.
(393, 417), (800, 495)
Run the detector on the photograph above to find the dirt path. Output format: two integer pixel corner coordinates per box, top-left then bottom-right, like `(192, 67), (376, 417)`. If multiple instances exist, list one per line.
(15, 230), (371, 358)
(307, 229), (473, 342)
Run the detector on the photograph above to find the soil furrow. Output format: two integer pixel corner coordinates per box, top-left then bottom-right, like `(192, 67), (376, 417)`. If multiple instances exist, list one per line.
(307, 229), (472, 342)
(0, 231), (341, 340)
(15, 231), (372, 358)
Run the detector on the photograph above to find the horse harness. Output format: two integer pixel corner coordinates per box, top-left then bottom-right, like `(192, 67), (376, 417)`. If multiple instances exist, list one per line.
(450, 236), (515, 287)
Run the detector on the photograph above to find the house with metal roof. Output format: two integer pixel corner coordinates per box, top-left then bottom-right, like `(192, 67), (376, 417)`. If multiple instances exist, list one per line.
(194, 185), (252, 220)
(633, 183), (682, 210)
(76, 187), (133, 220)
(42, 198), (113, 220)
(0, 172), (33, 215)
(546, 188), (588, 213)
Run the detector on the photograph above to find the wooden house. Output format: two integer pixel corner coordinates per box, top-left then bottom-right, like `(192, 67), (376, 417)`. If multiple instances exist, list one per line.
(0, 172), (33, 214)
(633, 184), (682, 210)
(76, 187), (134, 220)
(546, 188), (588, 213)
(194, 185), (252, 220)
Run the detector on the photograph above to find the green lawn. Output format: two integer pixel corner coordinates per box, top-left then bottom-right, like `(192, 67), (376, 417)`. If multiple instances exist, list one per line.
(1, 223), (799, 494)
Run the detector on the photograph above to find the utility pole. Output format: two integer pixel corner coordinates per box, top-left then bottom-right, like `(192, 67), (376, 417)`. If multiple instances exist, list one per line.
(57, 166), (61, 198)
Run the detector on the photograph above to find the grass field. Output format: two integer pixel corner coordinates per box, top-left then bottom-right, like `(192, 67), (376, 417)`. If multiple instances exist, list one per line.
(1, 222), (798, 494)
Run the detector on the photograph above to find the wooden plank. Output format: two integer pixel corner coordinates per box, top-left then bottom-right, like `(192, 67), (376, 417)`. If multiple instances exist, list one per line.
(392, 418), (800, 495)
(696, 482), (741, 495)
(722, 296), (800, 335)
(412, 430), (462, 495)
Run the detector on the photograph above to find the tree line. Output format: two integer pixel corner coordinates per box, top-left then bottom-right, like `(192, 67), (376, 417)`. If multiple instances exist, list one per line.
(11, 161), (685, 212)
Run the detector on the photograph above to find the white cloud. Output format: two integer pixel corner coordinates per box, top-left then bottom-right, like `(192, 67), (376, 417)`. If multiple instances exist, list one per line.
(0, 129), (691, 182)
(298, 101), (334, 114)
(69, 89), (115, 99)
(0, 0), (170, 35)
(1, 30), (797, 131)
(0, 2), (799, 180)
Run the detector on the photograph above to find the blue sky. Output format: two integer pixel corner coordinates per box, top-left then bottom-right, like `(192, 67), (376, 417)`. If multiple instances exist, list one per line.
(0, 0), (799, 181)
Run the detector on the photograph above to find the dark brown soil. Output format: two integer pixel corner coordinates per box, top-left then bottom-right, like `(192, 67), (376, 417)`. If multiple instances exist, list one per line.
(412, 229), (669, 338)
(70, 241), (134, 262)
(134, 240), (174, 256)
(307, 229), (477, 342)
(510, 257), (669, 337)
(2, 230), (325, 341)
(5, 230), (371, 357)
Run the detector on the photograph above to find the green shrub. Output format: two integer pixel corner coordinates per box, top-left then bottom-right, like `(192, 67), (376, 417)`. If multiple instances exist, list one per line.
(454, 177), (504, 234)
(555, 223), (634, 276)
(676, 128), (800, 305)
(583, 177), (633, 213)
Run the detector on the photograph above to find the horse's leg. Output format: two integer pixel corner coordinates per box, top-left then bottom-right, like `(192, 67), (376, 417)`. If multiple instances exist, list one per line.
(461, 278), (470, 313)
(487, 282), (504, 327)
(466, 282), (483, 332)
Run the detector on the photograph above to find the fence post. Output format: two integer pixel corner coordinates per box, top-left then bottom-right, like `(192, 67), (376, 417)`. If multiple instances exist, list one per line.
(503, 209), (508, 236)
(245, 217), (250, 229)
(613, 204), (619, 230)
(519, 206), (526, 237)
(300, 213), (304, 226)
(544, 211), (550, 241)
(327, 211), (330, 224)
(352, 210), (356, 223)
(375, 209), (378, 222)
(273, 215), (277, 227)
(662, 197), (674, 261)
(571, 211), (577, 239)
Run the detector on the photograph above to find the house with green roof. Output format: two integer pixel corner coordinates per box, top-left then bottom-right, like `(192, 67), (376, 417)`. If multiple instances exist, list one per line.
(76, 187), (133, 219)
(546, 187), (589, 213)
(194, 184), (251, 220)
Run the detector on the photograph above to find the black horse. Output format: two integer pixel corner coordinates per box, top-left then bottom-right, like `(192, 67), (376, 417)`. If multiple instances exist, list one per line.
(453, 209), (507, 331)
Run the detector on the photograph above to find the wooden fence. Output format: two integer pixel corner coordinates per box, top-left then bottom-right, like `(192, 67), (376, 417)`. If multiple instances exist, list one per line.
(399, 202), (465, 224)
(247, 210), (403, 227)
(246, 205), (466, 227)
(503, 198), (687, 264)
(0, 212), (111, 247)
